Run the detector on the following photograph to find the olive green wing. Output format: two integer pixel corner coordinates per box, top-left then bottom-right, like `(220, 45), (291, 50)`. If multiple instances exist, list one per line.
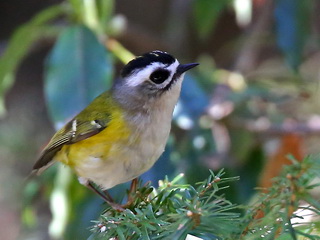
(32, 118), (109, 173)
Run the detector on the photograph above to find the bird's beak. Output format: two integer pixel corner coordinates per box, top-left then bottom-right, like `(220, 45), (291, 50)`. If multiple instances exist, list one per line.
(176, 63), (199, 75)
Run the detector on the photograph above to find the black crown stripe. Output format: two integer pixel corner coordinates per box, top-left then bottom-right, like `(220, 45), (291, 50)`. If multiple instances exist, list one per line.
(121, 51), (176, 78)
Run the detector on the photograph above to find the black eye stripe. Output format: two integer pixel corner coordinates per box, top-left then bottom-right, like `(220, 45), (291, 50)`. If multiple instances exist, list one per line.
(149, 69), (170, 84)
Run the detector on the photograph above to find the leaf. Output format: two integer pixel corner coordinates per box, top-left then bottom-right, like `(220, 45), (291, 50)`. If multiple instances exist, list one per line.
(67, 0), (114, 35)
(0, 4), (65, 116)
(193, 0), (231, 39)
(274, 0), (312, 70)
(44, 25), (113, 126)
(68, 0), (83, 21)
(96, 0), (114, 26)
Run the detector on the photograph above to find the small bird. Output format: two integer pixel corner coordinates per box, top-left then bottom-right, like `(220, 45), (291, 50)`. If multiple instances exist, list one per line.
(32, 50), (198, 207)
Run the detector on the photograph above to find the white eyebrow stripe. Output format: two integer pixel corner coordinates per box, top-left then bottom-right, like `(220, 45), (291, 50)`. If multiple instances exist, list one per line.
(124, 59), (180, 88)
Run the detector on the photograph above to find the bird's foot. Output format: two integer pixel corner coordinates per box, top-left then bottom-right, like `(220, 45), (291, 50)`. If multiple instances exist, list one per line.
(82, 178), (145, 212)
(125, 178), (138, 206)
(107, 202), (125, 212)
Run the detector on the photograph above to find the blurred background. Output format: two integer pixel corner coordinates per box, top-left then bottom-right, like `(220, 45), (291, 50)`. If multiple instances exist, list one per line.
(1, 0), (320, 239)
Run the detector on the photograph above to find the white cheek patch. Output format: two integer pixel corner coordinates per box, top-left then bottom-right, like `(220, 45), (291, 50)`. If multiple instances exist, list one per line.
(125, 60), (180, 88)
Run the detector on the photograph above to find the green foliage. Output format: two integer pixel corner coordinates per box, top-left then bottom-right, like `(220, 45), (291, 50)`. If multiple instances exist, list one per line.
(0, 0), (117, 117)
(0, 4), (65, 116)
(67, 0), (114, 36)
(242, 156), (320, 239)
(90, 156), (320, 240)
(44, 24), (113, 125)
(193, 0), (231, 39)
(90, 171), (240, 240)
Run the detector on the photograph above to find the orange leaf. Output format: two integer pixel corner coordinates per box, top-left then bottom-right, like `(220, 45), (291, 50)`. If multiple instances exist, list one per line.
(259, 133), (304, 189)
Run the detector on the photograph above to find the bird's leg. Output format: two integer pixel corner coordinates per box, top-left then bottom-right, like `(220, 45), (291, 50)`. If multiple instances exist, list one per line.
(82, 179), (124, 211)
(123, 178), (138, 207)
(87, 181), (114, 202)
(103, 190), (115, 203)
(129, 178), (138, 195)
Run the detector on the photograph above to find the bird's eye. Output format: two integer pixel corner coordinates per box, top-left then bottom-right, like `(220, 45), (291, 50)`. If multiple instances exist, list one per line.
(149, 69), (170, 84)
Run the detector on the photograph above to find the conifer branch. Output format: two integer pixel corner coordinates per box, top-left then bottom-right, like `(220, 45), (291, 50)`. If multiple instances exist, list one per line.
(240, 156), (320, 239)
(90, 170), (241, 240)
(89, 157), (320, 240)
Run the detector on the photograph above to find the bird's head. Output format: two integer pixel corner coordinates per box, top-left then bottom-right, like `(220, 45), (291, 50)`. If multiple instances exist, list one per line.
(113, 50), (198, 111)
